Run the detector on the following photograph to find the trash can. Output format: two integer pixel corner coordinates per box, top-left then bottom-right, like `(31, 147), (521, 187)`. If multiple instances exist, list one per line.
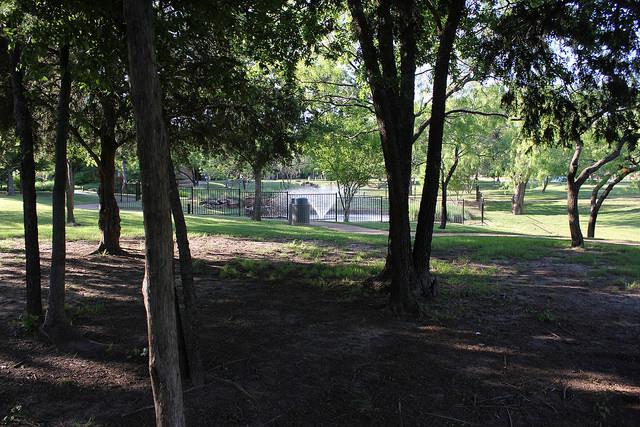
(288, 198), (296, 225)
(292, 197), (310, 225)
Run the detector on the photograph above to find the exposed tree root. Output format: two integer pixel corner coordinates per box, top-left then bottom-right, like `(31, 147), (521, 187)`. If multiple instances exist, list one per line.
(39, 323), (105, 356)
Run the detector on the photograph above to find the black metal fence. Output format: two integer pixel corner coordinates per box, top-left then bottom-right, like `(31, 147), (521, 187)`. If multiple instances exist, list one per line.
(115, 184), (468, 224)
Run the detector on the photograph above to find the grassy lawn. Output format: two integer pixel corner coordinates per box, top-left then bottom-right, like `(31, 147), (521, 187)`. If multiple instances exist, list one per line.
(359, 180), (640, 242)
(2, 192), (639, 287)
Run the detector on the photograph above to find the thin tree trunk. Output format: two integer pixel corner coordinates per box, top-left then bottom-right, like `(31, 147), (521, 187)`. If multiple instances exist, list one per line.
(587, 166), (637, 238)
(440, 149), (460, 229)
(252, 166), (262, 221)
(541, 176), (549, 192)
(121, 158), (128, 193)
(96, 96), (124, 254)
(439, 178), (448, 229)
(7, 169), (15, 196)
(511, 181), (527, 215)
(567, 181), (583, 247)
(567, 140), (623, 248)
(125, 1), (185, 424)
(413, 0), (465, 291)
(66, 160), (77, 225)
(9, 44), (42, 317)
(168, 158), (204, 386)
(42, 45), (72, 339)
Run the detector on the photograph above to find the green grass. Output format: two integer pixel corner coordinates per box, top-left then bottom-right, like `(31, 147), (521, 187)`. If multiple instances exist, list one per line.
(2, 192), (639, 288)
(358, 180), (640, 243)
(478, 180), (640, 242)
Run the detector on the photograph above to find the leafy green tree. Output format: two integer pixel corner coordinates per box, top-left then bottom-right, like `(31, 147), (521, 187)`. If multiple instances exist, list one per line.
(484, 0), (640, 247)
(310, 113), (383, 222)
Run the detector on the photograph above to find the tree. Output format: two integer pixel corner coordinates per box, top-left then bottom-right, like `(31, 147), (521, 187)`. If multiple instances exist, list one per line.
(347, 0), (469, 313)
(587, 147), (639, 238)
(484, 0), (640, 247)
(69, 6), (132, 255)
(124, 0), (185, 424)
(41, 44), (73, 342)
(4, 34), (43, 317)
(310, 113), (383, 222)
(213, 72), (304, 221)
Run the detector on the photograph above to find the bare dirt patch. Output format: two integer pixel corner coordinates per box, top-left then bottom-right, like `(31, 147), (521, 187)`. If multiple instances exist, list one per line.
(1, 237), (638, 426)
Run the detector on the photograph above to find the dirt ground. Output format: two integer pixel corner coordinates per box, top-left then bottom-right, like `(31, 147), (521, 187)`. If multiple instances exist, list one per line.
(0, 236), (639, 426)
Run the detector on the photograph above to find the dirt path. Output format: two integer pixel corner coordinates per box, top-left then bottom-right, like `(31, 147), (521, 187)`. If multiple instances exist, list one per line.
(1, 237), (639, 426)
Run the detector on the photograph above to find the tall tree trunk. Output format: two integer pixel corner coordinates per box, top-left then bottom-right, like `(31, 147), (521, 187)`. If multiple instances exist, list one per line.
(125, 1), (185, 425)
(511, 181), (527, 215)
(96, 96), (124, 254)
(413, 0), (465, 290)
(541, 176), (549, 193)
(7, 168), (15, 196)
(252, 166), (262, 221)
(9, 45), (42, 317)
(42, 45), (72, 340)
(167, 159), (204, 386)
(66, 160), (77, 225)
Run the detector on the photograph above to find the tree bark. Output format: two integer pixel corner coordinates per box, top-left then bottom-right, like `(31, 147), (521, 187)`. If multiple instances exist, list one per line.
(125, 1), (186, 424)
(439, 147), (460, 229)
(413, 0), (465, 290)
(42, 45), (72, 339)
(511, 181), (527, 215)
(566, 140), (623, 248)
(168, 159), (204, 386)
(7, 168), (15, 196)
(347, 0), (423, 314)
(121, 158), (128, 193)
(9, 45), (42, 317)
(252, 165), (262, 221)
(66, 160), (77, 225)
(96, 95), (124, 254)
(541, 176), (549, 193)
(587, 166), (637, 238)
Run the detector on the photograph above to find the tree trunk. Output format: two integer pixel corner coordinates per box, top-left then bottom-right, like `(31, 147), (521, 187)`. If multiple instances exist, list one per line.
(439, 149), (460, 230)
(168, 158), (204, 386)
(541, 176), (549, 193)
(511, 181), (527, 215)
(96, 95), (124, 254)
(66, 160), (77, 225)
(9, 45), (42, 317)
(567, 140), (623, 248)
(252, 166), (262, 221)
(439, 177), (448, 229)
(587, 166), (637, 238)
(413, 0), (465, 290)
(7, 168), (15, 196)
(125, 1), (186, 424)
(121, 158), (128, 193)
(42, 45), (72, 340)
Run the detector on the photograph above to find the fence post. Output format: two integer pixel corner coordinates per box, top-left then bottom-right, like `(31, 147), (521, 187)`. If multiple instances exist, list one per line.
(380, 196), (383, 222)
(136, 182), (141, 201)
(462, 199), (465, 224)
(238, 188), (241, 216)
(286, 191), (289, 220)
(335, 193), (338, 222)
(190, 187), (194, 215)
